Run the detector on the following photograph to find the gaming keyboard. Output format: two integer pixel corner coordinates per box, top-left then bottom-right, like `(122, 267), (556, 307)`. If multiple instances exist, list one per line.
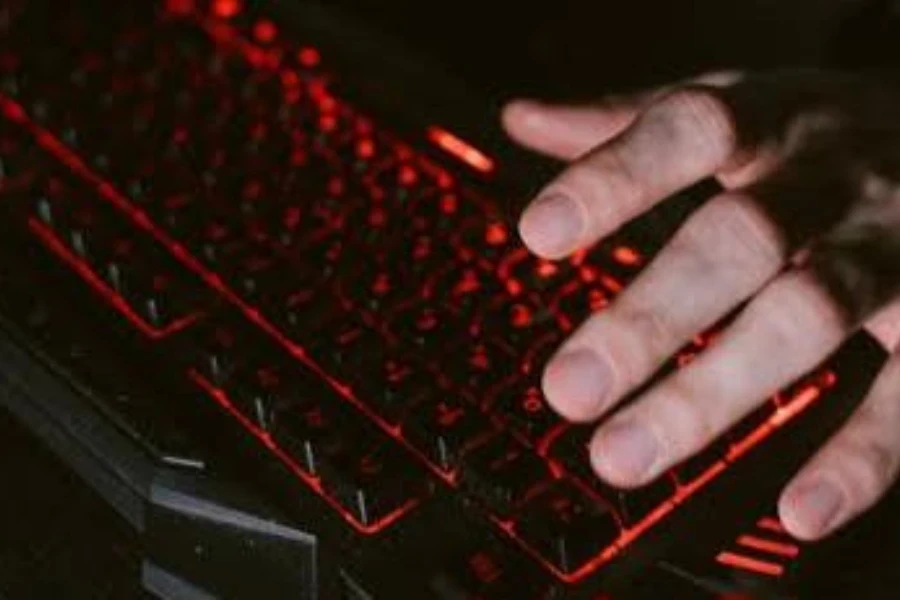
(0, 1), (887, 597)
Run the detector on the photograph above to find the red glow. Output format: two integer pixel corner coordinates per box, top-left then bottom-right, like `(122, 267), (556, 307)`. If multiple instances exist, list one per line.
(398, 165), (418, 186)
(486, 223), (508, 246)
(715, 552), (784, 577)
(505, 279), (523, 296)
(0, 94), (465, 492)
(612, 246), (642, 267)
(771, 385), (820, 426)
(28, 219), (199, 340)
(297, 46), (321, 68)
(164, 0), (195, 15)
(212, 0), (241, 19)
(426, 126), (495, 174)
(356, 138), (375, 159)
(252, 19), (277, 44)
(191, 372), (421, 534)
(600, 274), (623, 294)
(737, 535), (800, 558)
(757, 517), (787, 534)
(440, 194), (458, 215)
(0, 14), (844, 581)
(536, 260), (558, 279)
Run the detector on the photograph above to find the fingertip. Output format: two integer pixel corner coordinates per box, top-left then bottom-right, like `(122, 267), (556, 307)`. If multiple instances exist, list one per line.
(590, 420), (661, 488)
(518, 192), (586, 259)
(778, 477), (845, 542)
(501, 99), (544, 129)
(542, 348), (614, 423)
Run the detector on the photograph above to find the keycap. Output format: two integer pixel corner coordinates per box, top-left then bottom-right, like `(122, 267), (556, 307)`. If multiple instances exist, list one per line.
(476, 297), (560, 348)
(347, 356), (435, 425)
(334, 255), (409, 314)
(307, 317), (387, 378)
(114, 254), (202, 330)
(548, 425), (595, 483)
(553, 283), (611, 325)
(429, 539), (551, 599)
(611, 475), (678, 527)
(403, 395), (493, 473)
(502, 251), (572, 294)
(318, 436), (428, 526)
(425, 263), (501, 319)
(515, 479), (622, 574)
(172, 318), (262, 386)
(491, 382), (563, 444)
(388, 302), (467, 355)
(456, 218), (514, 264)
(448, 338), (518, 398)
(461, 435), (553, 516)
(271, 395), (355, 476)
(259, 287), (346, 346)
(224, 360), (331, 432)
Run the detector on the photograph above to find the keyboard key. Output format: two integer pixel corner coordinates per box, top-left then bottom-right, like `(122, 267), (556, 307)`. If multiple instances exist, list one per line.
(491, 383), (563, 444)
(461, 435), (552, 516)
(476, 297), (559, 348)
(348, 356), (435, 425)
(271, 396), (357, 476)
(224, 360), (332, 432)
(548, 426), (678, 525)
(403, 395), (493, 473)
(612, 475), (678, 527)
(318, 437), (428, 526)
(429, 539), (551, 599)
(426, 263), (501, 318)
(388, 303), (467, 355)
(548, 425), (595, 482)
(307, 318), (387, 377)
(172, 317), (264, 385)
(515, 479), (621, 574)
(449, 338), (518, 398)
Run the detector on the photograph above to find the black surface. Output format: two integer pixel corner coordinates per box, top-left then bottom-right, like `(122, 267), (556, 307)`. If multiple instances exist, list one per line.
(0, 407), (150, 599)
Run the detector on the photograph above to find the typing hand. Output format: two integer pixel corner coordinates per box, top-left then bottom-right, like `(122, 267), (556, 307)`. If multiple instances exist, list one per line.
(503, 69), (900, 541)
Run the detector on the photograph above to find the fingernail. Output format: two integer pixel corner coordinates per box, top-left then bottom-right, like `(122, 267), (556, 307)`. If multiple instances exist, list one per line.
(787, 479), (844, 537)
(592, 421), (660, 484)
(507, 100), (545, 126)
(543, 348), (614, 420)
(519, 193), (584, 258)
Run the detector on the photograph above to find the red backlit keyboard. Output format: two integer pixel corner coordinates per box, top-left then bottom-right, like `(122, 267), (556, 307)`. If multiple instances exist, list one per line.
(0, 1), (882, 596)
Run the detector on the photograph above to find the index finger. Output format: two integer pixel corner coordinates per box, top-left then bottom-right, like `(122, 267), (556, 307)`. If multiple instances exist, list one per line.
(518, 87), (740, 259)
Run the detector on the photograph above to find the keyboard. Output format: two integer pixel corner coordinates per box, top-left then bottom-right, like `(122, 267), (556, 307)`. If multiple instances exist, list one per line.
(0, 1), (886, 596)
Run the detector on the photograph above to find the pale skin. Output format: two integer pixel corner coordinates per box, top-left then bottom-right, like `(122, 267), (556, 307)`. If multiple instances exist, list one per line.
(502, 69), (900, 541)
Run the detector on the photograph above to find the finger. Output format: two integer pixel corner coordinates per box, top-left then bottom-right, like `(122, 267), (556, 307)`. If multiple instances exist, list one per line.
(779, 351), (900, 540)
(519, 87), (739, 259)
(502, 72), (743, 162)
(502, 99), (639, 161)
(865, 300), (900, 351)
(588, 270), (849, 488)
(542, 193), (786, 422)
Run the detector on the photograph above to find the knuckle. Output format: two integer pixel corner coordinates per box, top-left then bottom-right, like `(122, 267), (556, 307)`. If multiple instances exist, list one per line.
(839, 437), (899, 505)
(756, 275), (846, 348)
(650, 87), (738, 158)
(549, 154), (638, 227)
(611, 304), (679, 381)
(674, 195), (784, 283)
(652, 378), (718, 455)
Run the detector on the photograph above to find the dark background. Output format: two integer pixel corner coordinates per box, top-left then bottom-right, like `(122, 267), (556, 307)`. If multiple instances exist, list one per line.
(330, 0), (874, 99)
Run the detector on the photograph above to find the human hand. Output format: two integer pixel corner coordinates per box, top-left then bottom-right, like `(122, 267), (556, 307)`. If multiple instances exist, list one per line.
(503, 69), (900, 541)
